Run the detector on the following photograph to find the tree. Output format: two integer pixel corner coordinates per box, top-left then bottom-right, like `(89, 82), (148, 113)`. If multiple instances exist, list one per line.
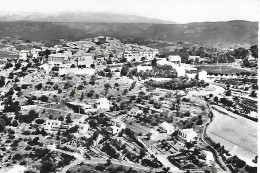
(89, 75), (96, 85)
(185, 142), (194, 151)
(120, 57), (127, 63)
(15, 63), (21, 70)
(70, 89), (75, 97)
(213, 96), (218, 103)
(121, 66), (129, 76)
(41, 128), (47, 136)
(178, 48), (189, 63)
(40, 160), (55, 173)
(36, 83), (43, 90)
(27, 99), (34, 105)
(250, 91), (257, 97)
(106, 159), (111, 166)
(122, 89), (128, 95)
(184, 111), (191, 117)
(104, 83), (111, 90)
(51, 66), (59, 71)
(196, 119), (203, 125)
(70, 64), (76, 68)
(250, 45), (258, 58)
(138, 91), (146, 98)
(0, 118), (5, 132)
(151, 58), (157, 67)
(40, 95), (48, 102)
(226, 90), (231, 96)
(35, 119), (45, 124)
(139, 148), (147, 159)
(11, 120), (18, 127)
(66, 114), (72, 123)
(90, 64), (95, 69)
(26, 110), (39, 123)
(87, 90), (95, 98)
(0, 76), (5, 87)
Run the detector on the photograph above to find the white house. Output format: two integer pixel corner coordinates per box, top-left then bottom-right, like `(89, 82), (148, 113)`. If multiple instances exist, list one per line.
(48, 52), (70, 67)
(128, 107), (143, 117)
(178, 128), (198, 142)
(175, 67), (186, 77)
(200, 150), (214, 165)
(44, 119), (62, 133)
(149, 129), (160, 140)
(31, 48), (42, 59)
(198, 70), (207, 81)
(167, 55), (181, 64)
(68, 52), (94, 68)
(19, 50), (31, 60)
(110, 122), (126, 135)
(159, 122), (175, 135)
(96, 98), (110, 111)
(75, 123), (89, 136)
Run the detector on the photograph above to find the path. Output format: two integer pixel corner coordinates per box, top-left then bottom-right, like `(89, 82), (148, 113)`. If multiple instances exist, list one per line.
(47, 145), (155, 172)
(61, 159), (82, 173)
(201, 105), (230, 172)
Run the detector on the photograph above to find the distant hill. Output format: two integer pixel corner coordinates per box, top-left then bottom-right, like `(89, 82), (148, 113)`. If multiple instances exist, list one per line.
(0, 12), (174, 24)
(0, 20), (257, 47)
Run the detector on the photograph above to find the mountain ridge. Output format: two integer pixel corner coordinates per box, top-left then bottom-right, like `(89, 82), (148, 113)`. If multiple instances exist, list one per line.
(0, 12), (175, 24)
(0, 20), (257, 48)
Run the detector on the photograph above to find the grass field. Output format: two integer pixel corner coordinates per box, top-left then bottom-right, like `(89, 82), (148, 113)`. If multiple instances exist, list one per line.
(206, 108), (257, 166)
(196, 65), (253, 74)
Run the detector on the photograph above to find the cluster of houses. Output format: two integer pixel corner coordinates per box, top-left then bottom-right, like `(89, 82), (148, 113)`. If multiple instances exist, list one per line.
(18, 36), (159, 76)
(128, 106), (198, 143)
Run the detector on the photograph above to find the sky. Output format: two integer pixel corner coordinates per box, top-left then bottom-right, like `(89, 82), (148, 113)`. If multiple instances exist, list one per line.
(0, 0), (259, 23)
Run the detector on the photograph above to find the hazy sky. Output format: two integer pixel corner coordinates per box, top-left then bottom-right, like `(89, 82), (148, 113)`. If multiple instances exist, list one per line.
(0, 0), (258, 23)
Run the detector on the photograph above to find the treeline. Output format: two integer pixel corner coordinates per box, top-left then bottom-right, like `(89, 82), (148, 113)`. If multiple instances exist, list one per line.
(145, 78), (207, 90)
(160, 45), (258, 64)
(130, 64), (178, 79)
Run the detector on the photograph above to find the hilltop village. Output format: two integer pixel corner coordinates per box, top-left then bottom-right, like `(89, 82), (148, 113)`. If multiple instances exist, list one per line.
(0, 36), (257, 173)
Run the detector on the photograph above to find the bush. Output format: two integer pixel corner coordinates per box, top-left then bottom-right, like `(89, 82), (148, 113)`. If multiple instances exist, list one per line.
(35, 119), (45, 124)
(23, 130), (31, 135)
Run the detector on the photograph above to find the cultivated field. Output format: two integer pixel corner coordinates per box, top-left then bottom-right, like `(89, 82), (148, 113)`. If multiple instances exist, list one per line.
(196, 65), (252, 74)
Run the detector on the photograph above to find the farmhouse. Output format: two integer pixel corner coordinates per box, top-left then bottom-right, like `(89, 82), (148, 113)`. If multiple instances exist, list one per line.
(178, 128), (198, 142)
(44, 119), (62, 133)
(19, 50), (31, 60)
(159, 122), (175, 135)
(198, 70), (207, 80)
(96, 98), (110, 111)
(167, 55), (181, 64)
(200, 150), (214, 165)
(110, 122), (126, 135)
(128, 107), (143, 117)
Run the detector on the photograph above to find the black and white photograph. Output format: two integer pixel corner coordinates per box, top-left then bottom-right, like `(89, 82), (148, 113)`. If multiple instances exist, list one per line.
(0, 0), (258, 172)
